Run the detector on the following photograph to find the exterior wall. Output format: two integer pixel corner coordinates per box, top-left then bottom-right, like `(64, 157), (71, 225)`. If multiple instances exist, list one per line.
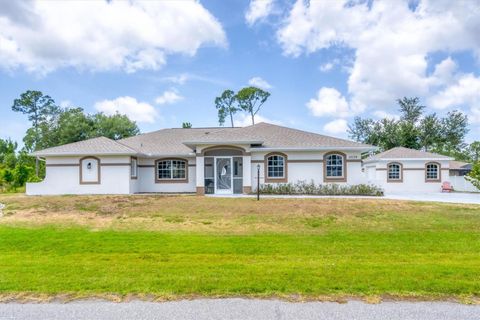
(250, 150), (365, 190)
(137, 157), (196, 193)
(365, 159), (450, 193)
(449, 175), (479, 192)
(26, 156), (131, 195)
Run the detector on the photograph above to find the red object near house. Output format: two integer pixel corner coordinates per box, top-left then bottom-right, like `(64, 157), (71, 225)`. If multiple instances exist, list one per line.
(442, 181), (454, 192)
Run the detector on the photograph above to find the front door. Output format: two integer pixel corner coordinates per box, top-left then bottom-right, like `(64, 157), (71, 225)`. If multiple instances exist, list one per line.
(215, 157), (233, 194)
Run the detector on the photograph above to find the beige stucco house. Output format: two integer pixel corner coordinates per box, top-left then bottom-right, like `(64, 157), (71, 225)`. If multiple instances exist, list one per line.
(26, 122), (468, 195)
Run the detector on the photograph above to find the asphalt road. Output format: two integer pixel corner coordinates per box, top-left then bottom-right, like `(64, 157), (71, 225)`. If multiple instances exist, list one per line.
(1, 299), (479, 320)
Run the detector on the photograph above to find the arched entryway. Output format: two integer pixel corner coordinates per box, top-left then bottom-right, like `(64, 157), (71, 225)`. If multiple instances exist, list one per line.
(200, 146), (248, 195)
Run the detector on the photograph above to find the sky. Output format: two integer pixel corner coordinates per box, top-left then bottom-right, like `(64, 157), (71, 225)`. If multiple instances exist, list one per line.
(0, 0), (479, 146)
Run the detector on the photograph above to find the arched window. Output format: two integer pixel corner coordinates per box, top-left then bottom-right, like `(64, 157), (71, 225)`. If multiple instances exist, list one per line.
(324, 152), (345, 181)
(265, 153), (287, 182)
(425, 162), (440, 181)
(155, 159), (187, 182)
(387, 162), (402, 182)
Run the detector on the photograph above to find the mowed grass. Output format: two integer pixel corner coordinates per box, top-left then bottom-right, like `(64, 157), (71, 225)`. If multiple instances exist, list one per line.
(0, 194), (479, 300)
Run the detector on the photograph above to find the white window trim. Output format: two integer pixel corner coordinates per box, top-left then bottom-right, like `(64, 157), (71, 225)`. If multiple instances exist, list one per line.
(325, 154), (344, 178)
(156, 159), (187, 181)
(267, 155), (286, 179)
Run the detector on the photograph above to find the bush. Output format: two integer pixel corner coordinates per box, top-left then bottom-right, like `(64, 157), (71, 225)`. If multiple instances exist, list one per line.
(466, 161), (480, 191)
(259, 180), (383, 196)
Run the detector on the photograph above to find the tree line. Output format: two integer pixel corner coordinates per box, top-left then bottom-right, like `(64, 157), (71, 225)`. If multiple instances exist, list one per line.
(348, 97), (479, 162)
(0, 90), (139, 192)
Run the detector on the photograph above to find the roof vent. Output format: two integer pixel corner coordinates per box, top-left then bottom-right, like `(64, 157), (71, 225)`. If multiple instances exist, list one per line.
(205, 131), (210, 135)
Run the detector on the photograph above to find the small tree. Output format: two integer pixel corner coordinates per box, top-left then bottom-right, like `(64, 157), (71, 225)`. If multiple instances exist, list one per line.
(469, 141), (480, 162)
(235, 87), (270, 125)
(466, 161), (480, 191)
(182, 122), (192, 128)
(92, 112), (140, 140)
(215, 90), (238, 127)
(12, 90), (60, 151)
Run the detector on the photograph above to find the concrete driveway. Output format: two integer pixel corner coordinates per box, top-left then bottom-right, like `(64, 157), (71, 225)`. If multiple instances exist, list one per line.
(208, 192), (480, 205)
(1, 299), (479, 320)
(383, 192), (480, 204)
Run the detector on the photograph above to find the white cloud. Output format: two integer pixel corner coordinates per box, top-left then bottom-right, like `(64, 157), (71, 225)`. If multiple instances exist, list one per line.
(162, 74), (190, 85)
(59, 100), (72, 109)
(428, 73), (480, 124)
(472, 108), (480, 125)
(323, 119), (348, 135)
(248, 77), (273, 90)
(94, 96), (158, 124)
(429, 74), (480, 110)
(0, 0), (226, 74)
(155, 90), (184, 105)
(245, 0), (274, 26)
(306, 87), (351, 118)
(319, 62), (334, 72)
(373, 110), (400, 121)
(277, 0), (480, 114)
(234, 114), (282, 127)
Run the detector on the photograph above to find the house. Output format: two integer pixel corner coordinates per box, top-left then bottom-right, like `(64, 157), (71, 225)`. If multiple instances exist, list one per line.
(26, 122), (463, 195)
(363, 147), (453, 193)
(26, 122), (374, 195)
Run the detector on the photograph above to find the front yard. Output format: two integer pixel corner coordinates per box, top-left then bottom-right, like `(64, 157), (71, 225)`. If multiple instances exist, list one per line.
(0, 194), (479, 301)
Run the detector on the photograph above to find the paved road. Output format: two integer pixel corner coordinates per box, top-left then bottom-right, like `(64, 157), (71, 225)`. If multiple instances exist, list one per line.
(1, 299), (479, 320)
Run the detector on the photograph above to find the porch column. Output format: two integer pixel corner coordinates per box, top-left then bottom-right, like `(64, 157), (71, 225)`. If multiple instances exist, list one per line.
(196, 155), (205, 195)
(242, 155), (252, 194)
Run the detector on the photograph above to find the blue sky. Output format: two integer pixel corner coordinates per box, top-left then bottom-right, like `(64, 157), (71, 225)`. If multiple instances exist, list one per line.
(1, 0), (479, 146)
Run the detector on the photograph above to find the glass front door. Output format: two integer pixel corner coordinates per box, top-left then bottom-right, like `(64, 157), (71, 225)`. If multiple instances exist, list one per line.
(215, 157), (232, 194)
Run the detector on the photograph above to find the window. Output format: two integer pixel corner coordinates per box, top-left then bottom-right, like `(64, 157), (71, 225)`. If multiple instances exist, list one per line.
(156, 159), (187, 181)
(264, 153), (287, 183)
(130, 157), (138, 179)
(426, 162), (440, 181)
(325, 153), (344, 178)
(387, 163), (402, 181)
(267, 155), (285, 178)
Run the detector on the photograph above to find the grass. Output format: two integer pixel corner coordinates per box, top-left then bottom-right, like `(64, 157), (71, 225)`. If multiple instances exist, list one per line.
(0, 194), (479, 301)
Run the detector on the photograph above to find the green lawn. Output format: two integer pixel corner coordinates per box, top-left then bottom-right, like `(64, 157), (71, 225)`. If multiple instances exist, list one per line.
(0, 194), (479, 301)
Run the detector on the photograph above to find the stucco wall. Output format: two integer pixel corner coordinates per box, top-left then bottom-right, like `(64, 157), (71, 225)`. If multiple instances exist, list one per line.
(26, 156), (131, 195)
(250, 150), (366, 190)
(365, 159), (450, 193)
(448, 175), (479, 192)
(137, 157), (196, 193)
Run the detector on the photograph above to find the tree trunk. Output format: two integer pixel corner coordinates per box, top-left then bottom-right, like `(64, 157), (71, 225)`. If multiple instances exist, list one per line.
(230, 112), (234, 128)
(251, 113), (255, 125)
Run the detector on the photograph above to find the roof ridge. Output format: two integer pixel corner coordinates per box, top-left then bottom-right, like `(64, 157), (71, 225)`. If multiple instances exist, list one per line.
(253, 122), (373, 147)
(109, 138), (140, 154)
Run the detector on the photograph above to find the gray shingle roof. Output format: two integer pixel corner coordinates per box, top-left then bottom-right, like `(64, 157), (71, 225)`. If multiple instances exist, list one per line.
(366, 147), (452, 160)
(33, 122), (375, 157)
(183, 122), (374, 149)
(33, 137), (138, 156)
(119, 127), (229, 156)
(449, 160), (472, 170)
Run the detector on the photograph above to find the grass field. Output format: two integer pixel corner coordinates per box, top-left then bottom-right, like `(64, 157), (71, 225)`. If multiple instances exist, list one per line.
(0, 194), (479, 302)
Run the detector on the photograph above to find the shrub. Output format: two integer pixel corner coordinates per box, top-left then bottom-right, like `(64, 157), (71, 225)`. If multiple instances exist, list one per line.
(466, 161), (480, 191)
(259, 180), (383, 196)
